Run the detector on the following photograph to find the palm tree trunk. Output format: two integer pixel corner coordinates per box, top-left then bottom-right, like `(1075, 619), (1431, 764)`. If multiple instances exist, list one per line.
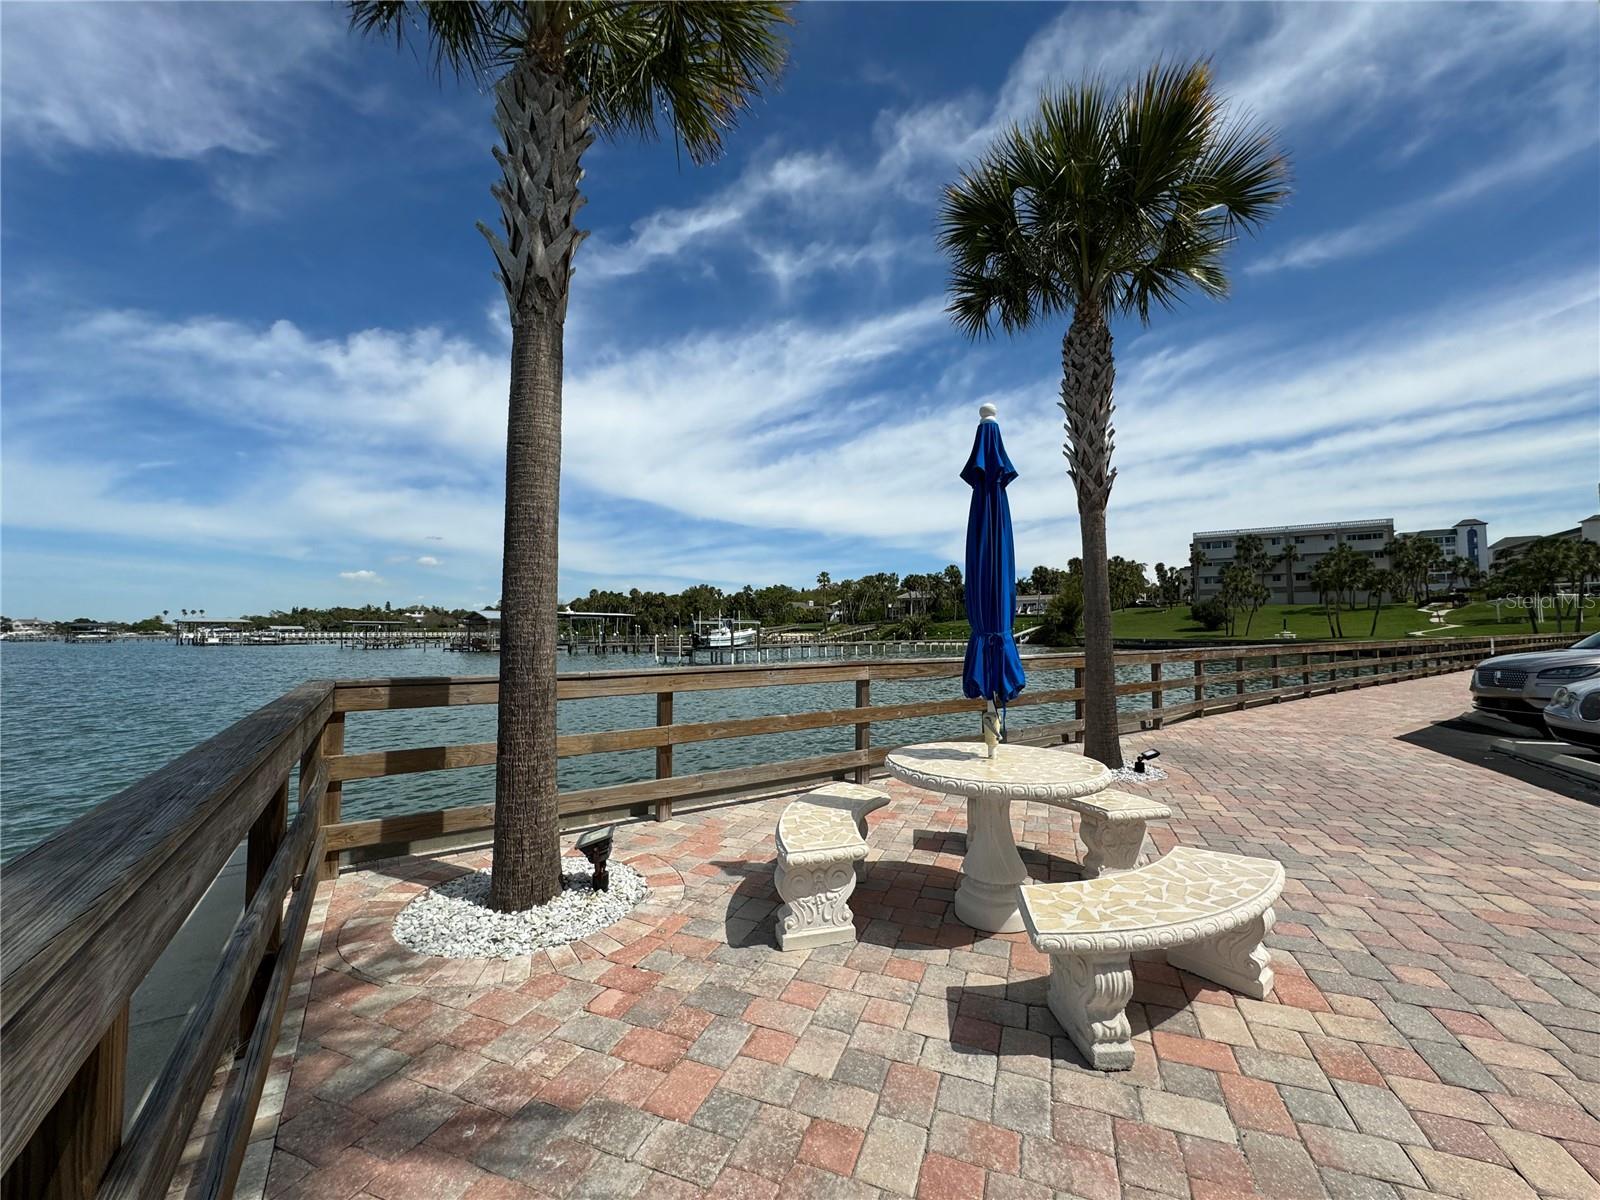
(1061, 302), (1122, 768)
(490, 315), (564, 911)
(479, 57), (593, 912)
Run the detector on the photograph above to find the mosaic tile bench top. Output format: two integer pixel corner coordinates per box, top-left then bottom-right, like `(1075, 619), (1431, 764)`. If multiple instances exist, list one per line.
(1020, 845), (1284, 953)
(775, 784), (887, 856)
(1048, 786), (1171, 821)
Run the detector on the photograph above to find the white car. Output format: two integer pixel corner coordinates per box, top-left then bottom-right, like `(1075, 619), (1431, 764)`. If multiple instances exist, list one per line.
(1544, 677), (1600, 751)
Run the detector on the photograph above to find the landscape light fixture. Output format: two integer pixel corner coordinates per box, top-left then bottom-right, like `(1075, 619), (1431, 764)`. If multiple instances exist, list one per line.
(576, 825), (615, 891)
(1133, 749), (1162, 774)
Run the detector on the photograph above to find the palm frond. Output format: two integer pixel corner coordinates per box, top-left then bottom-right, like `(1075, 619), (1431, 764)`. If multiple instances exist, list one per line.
(935, 58), (1289, 334)
(569, 2), (791, 164)
(347, 1), (521, 84)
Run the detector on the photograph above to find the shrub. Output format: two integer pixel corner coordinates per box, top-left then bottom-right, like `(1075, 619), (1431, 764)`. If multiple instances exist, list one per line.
(1190, 597), (1230, 631)
(1034, 582), (1085, 645)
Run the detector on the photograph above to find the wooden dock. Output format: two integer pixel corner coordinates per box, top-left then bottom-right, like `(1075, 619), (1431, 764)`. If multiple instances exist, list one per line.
(0, 631), (1570, 1199)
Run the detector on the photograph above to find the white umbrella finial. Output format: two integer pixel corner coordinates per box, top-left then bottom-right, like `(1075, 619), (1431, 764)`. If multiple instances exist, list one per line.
(979, 403), (998, 421)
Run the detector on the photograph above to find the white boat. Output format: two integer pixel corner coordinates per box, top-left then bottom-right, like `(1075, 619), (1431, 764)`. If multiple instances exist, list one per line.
(693, 617), (759, 649)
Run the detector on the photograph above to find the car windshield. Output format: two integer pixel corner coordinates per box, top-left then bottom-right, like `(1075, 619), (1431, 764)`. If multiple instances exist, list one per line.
(1571, 632), (1600, 649)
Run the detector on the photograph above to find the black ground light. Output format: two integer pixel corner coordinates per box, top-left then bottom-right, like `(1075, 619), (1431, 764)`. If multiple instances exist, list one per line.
(1133, 749), (1162, 774)
(576, 825), (615, 890)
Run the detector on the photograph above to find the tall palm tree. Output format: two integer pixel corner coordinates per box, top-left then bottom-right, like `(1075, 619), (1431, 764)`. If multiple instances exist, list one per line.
(1279, 543), (1300, 605)
(351, 0), (790, 910)
(938, 62), (1288, 766)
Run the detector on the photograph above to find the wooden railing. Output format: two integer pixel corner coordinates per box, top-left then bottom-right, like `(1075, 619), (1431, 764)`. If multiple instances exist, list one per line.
(0, 630), (1565, 1198)
(0, 682), (339, 1200)
(319, 633), (1567, 857)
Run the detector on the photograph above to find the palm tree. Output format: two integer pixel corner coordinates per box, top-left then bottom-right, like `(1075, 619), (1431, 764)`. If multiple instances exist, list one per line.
(1571, 541), (1600, 632)
(351, 0), (790, 910)
(938, 62), (1288, 766)
(1278, 543), (1300, 606)
(1367, 568), (1394, 638)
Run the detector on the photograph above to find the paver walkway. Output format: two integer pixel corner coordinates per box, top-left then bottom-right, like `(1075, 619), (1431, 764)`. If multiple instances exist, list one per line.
(226, 674), (1599, 1200)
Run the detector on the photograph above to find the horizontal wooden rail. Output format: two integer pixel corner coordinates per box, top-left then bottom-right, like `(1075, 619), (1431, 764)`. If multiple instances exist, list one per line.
(323, 633), (1566, 856)
(96, 784), (324, 1200)
(1, 680), (335, 1181)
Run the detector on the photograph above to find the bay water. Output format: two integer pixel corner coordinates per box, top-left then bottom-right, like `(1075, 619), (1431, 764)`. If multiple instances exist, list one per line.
(0, 639), (1293, 859)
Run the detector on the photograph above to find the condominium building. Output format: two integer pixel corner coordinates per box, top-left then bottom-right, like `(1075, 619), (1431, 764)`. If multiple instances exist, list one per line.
(1408, 519), (1489, 573)
(1188, 517), (1489, 604)
(1490, 514), (1600, 570)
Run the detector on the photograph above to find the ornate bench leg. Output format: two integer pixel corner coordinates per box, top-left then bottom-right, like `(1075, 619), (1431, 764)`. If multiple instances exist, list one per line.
(1079, 814), (1146, 878)
(1167, 908), (1277, 1000)
(1046, 951), (1136, 1071)
(774, 857), (861, 951)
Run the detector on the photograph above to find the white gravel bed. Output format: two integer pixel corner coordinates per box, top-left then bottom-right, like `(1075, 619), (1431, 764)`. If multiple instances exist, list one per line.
(392, 856), (647, 959)
(1106, 763), (1168, 786)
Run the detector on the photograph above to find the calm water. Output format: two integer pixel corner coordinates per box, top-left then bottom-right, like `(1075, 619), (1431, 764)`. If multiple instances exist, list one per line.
(0, 639), (1293, 859)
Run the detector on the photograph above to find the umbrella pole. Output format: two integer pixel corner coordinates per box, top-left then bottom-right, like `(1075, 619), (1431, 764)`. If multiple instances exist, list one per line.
(982, 698), (1000, 758)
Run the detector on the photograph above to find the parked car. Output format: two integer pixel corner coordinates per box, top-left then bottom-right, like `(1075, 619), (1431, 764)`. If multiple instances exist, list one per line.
(1544, 677), (1600, 750)
(1470, 631), (1600, 724)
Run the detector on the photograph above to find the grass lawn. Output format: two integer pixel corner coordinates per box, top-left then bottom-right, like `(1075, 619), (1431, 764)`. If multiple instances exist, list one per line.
(1110, 601), (1557, 643)
(843, 602), (1574, 647)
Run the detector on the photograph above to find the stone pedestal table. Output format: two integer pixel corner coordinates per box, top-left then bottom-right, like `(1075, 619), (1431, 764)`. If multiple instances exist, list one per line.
(884, 742), (1113, 933)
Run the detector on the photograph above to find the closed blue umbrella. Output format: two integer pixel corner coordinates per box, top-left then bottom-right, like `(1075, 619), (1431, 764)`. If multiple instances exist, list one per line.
(961, 404), (1026, 742)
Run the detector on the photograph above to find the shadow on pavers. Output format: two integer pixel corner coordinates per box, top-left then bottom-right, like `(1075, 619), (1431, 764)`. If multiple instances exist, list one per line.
(1398, 717), (1599, 806)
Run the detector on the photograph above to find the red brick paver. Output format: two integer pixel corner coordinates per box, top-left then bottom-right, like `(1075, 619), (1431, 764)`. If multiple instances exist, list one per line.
(204, 675), (1600, 1199)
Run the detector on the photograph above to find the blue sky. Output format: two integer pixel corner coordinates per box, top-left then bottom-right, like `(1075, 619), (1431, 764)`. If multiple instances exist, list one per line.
(2, 2), (1597, 621)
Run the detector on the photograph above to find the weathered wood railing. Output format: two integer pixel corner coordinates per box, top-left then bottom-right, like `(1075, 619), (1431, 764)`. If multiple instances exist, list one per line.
(0, 682), (339, 1200)
(0, 630), (1564, 1198)
(320, 633), (1567, 858)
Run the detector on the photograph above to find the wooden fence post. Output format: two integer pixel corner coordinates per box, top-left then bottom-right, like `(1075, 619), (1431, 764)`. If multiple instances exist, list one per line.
(854, 678), (872, 785)
(1150, 662), (1163, 729)
(1302, 651), (1312, 697)
(240, 778), (288, 1049)
(655, 692), (673, 822)
(1194, 659), (1206, 718)
(1270, 653), (1282, 701)
(1, 1006), (128, 1200)
(316, 712), (345, 883)
(1071, 667), (1084, 743)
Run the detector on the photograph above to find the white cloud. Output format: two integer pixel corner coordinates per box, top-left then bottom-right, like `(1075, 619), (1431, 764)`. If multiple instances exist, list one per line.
(3, 261), (1594, 606)
(580, 3), (1594, 289)
(1249, 130), (1598, 275)
(0, 3), (342, 159)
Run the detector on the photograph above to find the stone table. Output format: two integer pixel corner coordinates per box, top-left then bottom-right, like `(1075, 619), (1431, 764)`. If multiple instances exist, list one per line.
(885, 741), (1113, 933)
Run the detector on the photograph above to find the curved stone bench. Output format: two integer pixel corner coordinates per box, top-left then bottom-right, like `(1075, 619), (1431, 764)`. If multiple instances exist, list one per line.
(1019, 846), (1284, 1070)
(1041, 788), (1171, 877)
(773, 782), (890, 951)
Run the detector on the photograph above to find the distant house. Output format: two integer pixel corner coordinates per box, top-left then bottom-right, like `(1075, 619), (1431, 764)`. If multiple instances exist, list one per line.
(1015, 593), (1051, 616)
(886, 590), (930, 619)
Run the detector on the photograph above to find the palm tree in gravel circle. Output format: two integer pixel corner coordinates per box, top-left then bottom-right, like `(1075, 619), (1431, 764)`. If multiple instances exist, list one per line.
(937, 61), (1290, 767)
(351, 0), (791, 910)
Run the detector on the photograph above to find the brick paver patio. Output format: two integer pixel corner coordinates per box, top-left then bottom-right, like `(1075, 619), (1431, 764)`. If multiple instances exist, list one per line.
(226, 674), (1599, 1200)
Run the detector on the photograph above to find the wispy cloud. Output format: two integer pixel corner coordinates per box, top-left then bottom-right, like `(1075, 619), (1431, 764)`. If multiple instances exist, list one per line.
(339, 569), (383, 583)
(0, 3), (342, 159)
(7, 266), (1590, 598)
(580, 3), (1594, 290)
